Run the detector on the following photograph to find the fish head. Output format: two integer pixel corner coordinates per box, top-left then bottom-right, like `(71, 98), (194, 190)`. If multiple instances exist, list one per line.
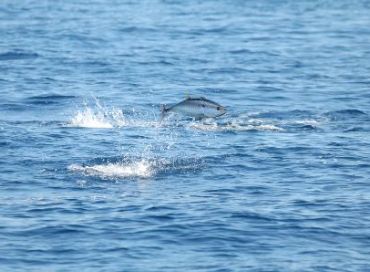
(202, 103), (226, 118)
(197, 99), (226, 118)
(213, 105), (226, 117)
(208, 104), (226, 117)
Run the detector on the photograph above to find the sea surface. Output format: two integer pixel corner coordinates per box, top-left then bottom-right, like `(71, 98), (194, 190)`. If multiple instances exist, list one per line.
(1, 1), (370, 271)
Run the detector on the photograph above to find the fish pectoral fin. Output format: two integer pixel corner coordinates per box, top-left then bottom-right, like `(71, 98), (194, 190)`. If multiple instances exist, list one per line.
(194, 115), (206, 121)
(160, 104), (166, 112)
(160, 104), (168, 122)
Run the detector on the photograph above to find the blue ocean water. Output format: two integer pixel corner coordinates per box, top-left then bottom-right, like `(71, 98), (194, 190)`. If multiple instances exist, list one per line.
(1, 0), (370, 271)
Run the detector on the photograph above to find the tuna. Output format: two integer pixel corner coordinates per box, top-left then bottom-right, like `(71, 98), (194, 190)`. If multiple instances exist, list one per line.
(161, 96), (226, 120)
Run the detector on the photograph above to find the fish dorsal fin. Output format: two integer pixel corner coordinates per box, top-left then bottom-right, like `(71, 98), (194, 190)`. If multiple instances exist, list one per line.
(184, 93), (194, 101)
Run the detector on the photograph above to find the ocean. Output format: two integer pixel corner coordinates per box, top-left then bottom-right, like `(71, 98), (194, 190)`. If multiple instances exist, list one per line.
(1, 0), (370, 271)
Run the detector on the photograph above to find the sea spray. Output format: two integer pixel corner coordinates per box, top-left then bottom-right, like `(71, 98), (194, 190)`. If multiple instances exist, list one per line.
(68, 99), (126, 128)
(67, 99), (161, 128)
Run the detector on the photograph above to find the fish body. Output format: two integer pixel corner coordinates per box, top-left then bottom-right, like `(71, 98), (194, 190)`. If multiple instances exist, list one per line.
(161, 97), (226, 120)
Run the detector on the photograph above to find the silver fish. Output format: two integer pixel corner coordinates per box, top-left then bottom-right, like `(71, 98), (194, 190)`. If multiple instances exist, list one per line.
(161, 96), (226, 120)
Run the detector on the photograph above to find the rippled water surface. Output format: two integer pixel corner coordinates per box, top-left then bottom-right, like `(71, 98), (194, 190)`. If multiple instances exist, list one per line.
(1, 1), (370, 271)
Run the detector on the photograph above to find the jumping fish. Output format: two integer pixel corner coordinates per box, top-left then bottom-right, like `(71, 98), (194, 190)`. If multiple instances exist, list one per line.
(160, 96), (226, 120)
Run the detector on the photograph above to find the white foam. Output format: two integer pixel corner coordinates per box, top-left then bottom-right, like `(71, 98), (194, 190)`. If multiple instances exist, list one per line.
(292, 119), (321, 127)
(68, 160), (153, 179)
(189, 122), (283, 132)
(250, 124), (283, 131)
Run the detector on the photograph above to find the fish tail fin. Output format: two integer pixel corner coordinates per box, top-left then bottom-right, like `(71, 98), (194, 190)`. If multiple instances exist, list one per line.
(160, 104), (167, 122)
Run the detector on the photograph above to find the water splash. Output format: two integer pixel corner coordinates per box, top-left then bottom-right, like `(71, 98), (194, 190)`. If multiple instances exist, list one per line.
(69, 107), (113, 128)
(68, 155), (203, 180)
(67, 98), (125, 128)
(68, 159), (153, 179)
(67, 99), (160, 128)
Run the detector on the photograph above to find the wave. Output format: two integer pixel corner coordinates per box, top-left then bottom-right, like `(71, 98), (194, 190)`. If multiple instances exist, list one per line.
(254, 110), (315, 119)
(0, 94), (77, 112)
(280, 118), (325, 131)
(0, 50), (39, 61)
(324, 109), (367, 120)
(344, 127), (369, 132)
(25, 94), (77, 105)
(118, 26), (157, 33)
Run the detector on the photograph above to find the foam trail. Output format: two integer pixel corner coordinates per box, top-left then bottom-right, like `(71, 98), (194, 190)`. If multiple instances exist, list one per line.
(189, 120), (283, 132)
